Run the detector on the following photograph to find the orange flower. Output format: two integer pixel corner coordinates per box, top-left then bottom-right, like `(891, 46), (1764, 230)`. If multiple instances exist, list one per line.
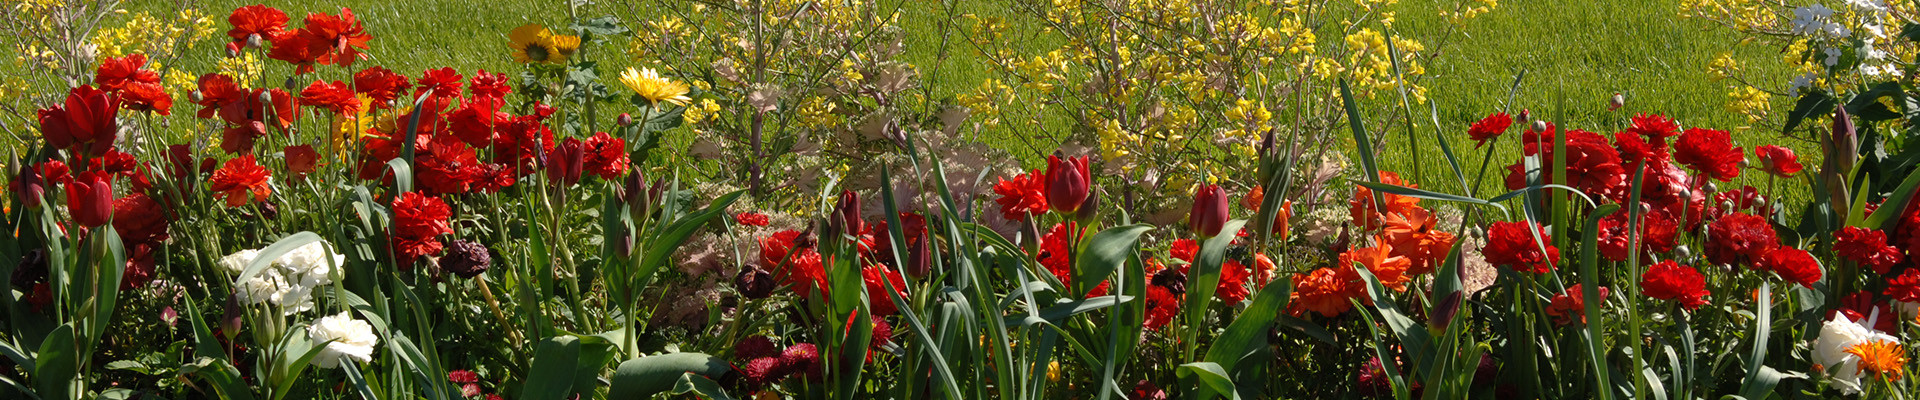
(1350, 171), (1421, 231)
(1339, 238), (1412, 292)
(1379, 207), (1457, 276)
(1288, 266), (1362, 317)
(1845, 339), (1907, 381)
(208, 155), (272, 207)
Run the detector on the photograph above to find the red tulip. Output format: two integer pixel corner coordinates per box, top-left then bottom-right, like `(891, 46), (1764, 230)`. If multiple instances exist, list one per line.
(834, 190), (864, 237)
(1044, 154), (1090, 215)
(66, 171), (114, 227)
(38, 85), (120, 157)
(10, 164), (44, 209)
(1189, 184), (1229, 238)
(545, 137), (585, 186)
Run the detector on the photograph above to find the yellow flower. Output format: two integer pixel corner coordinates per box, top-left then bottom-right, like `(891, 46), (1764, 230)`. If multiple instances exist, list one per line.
(508, 24), (564, 64)
(1845, 339), (1907, 380)
(620, 67), (692, 106)
(552, 34), (582, 59)
(1046, 360), (1062, 382)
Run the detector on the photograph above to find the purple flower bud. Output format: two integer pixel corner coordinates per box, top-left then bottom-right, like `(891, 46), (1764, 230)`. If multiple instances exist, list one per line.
(439, 239), (493, 278)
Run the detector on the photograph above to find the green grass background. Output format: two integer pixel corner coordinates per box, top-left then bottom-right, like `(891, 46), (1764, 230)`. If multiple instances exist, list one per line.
(96, 0), (1799, 198)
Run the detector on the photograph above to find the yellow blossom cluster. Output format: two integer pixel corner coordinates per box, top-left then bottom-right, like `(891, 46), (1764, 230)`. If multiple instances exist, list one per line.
(92, 9), (218, 59)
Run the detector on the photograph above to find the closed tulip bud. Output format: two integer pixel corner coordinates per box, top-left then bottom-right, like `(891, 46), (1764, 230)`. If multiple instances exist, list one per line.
(1044, 154), (1091, 215)
(221, 294), (245, 339)
(1833, 104), (1856, 143)
(1188, 184), (1229, 238)
(906, 233), (932, 278)
(1608, 93), (1624, 111)
(1429, 291), (1464, 332)
(1073, 187), (1100, 222)
(66, 172), (113, 227)
(11, 165), (44, 209)
(834, 190), (863, 238)
(546, 137), (585, 186)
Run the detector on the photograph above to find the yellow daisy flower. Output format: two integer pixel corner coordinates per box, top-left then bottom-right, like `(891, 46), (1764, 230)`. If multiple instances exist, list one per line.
(551, 34), (581, 61)
(620, 67), (692, 106)
(508, 24), (562, 64)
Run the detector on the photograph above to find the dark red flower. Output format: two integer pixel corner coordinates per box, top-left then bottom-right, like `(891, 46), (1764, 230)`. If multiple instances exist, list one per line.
(736, 212), (770, 227)
(39, 85), (120, 157)
(1836, 226), (1902, 274)
(861, 264), (907, 316)
(1640, 260), (1707, 310)
(581, 131), (629, 180)
(740, 357), (786, 387)
(1886, 269), (1920, 303)
(1467, 112), (1512, 147)
(1754, 145), (1802, 178)
(113, 192), (168, 245)
(1595, 211), (1678, 262)
(781, 343), (822, 382)
(735, 336), (781, 360)
(226, 5), (287, 50)
(352, 66), (411, 108)
(1188, 184), (1229, 237)
(1545, 284), (1607, 326)
(1482, 221), (1559, 274)
(1704, 213), (1776, 267)
(545, 137), (585, 186)
(1044, 154), (1091, 215)
(285, 145), (320, 178)
(392, 191), (453, 266)
(299, 80), (360, 115)
(1758, 247), (1821, 288)
(1673, 127), (1743, 181)
(121, 243), (155, 291)
(1833, 292), (1898, 333)
(1503, 129), (1625, 198)
(208, 155), (272, 207)
(66, 171), (114, 227)
(991, 169), (1047, 221)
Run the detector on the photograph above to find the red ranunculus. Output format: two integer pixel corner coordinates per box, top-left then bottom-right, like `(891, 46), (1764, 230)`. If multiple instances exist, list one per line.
(1704, 213), (1776, 267)
(1886, 269), (1920, 303)
(121, 243), (155, 291)
(1215, 258), (1253, 304)
(1640, 260), (1707, 310)
(1754, 145), (1802, 178)
(113, 192), (168, 245)
(66, 171), (114, 227)
(95, 54), (171, 115)
(736, 212), (770, 227)
(1545, 284), (1607, 326)
(1482, 221), (1559, 274)
(207, 155), (273, 207)
(285, 145), (320, 178)
(39, 85), (120, 157)
(1170, 238), (1198, 264)
(1673, 127), (1743, 182)
(861, 264), (907, 316)
(267, 31), (322, 74)
(299, 80), (360, 115)
(193, 74), (244, 119)
(352, 66), (411, 107)
(416, 67), (465, 100)
(414, 138), (483, 196)
(469, 69), (512, 100)
(392, 191), (453, 266)
(991, 169), (1048, 221)
(760, 230), (827, 298)
(1044, 154), (1091, 215)
(1758, 247), (1822, 288)
(582, 131), (629, 180)
(1287, 265), (1363, 318)
(1467, 112), (1512, 147)
(1627, 113), (1679, 145)
(1595, 211), (1678, 262)
(1143, 283), (1180, 330)
(295, 8), (373, 68)
(226, 5), (289, 49)
(1835, 226), (1902, 274)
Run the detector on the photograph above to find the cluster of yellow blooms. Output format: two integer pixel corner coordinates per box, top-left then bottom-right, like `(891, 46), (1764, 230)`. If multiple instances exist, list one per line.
(1682, 0), (1918, 126)
(91, 9), (219, 60)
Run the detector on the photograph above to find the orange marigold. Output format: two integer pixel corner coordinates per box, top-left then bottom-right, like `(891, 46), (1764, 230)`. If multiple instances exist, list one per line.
(1845, 339), (1907, 381)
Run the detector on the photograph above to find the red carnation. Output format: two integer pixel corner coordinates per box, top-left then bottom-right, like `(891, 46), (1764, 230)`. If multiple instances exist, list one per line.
(1482, 221), (1559, 274)
(1467, 112), (1511, 147)
(352, 66), (412, 108)
(1886, 269), (1920, 303)
(1640, 260), (1708, 310)
(1754, 145), (1802, 178)
(299, 80), (360, 115)
(1169, 238), (1198, 264)
(1703, 213), (1776, 267)
(581, 131), (629, 180)
(392, 191), (453, 266)
(861, 264), (907, 316)
(208, 155), (273, 207)
(112, 192), (169, 245)
(1758, 247), (1821, 288)
(1673, 127), (1743, 182)
(991, 169), (1048, 221)
(1143, 283), (1180, 330)
(736, 212), (770, 227)
(1835, 226), (1902, 274)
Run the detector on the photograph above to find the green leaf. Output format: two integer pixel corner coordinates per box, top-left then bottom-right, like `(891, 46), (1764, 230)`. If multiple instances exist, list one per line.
(519, 336), (581, 400)
(1004, 296), (1133, 327)
(1783, 90), (1834, 135)
(607, 353), (734, 399)
(33, 324), (75, 400)
(386, 159), (414, 194)
(1177, 362), (1240, 400)
(1865, 166), (1920, 229)
(635, 190), (744, 287)
(669, 372), (736, 400)
(233, 232), (324, 288)
(1072, 224), (1153, 298)
(1576, 204), (1620, 400)
(1204, 276), (1292, 371)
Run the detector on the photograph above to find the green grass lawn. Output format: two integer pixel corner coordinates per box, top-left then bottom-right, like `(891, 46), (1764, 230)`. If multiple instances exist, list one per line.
(70, 0), (1802, 200)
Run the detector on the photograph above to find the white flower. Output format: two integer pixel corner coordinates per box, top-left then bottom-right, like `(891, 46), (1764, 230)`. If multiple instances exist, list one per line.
(1847, 0), (1888, 13)
(1814, 313), (1899, 395)
(1788, 73), (1818, 98)
(278, 242), (343, 288)
(219, 249), (262, 275)
(1823, 47), (1843, 67)
(308, 312), (379, 369)
(1790, 5), (1835, 36)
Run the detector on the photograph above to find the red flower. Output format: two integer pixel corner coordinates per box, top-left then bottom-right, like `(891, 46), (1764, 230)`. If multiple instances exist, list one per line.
(1170, 239), (1198, 264)
(122, 244), (155, 291)
(113, 192), (169, 245)
(991, 169), (1048, 221)
(1287, 265), (1363, 317)
(469, 69), (512, 100)
(1595, 211), (1678, 262)
(207, 155), (272, 207)
(285, 145), (320, 178)
(736, 212), (770, 227)
(266, 32), (322, 74)
(1216, 259), (1252, 304)
(1640, 260), (1708, 310)
(861, 264), (907, 316)
(392, 191), (453, 266)
(1503, 129), (1624, 198)
(1704, 213), (1776, 267)
(1836, 226), (1903, 274)
(1627, 114), (1680, 144)
(1143, 283), (1180, 330)
(352, 66), (411, 107)
(1188, 184), (1229, 237)
(1482, 221), (1559, 274)
(299, 80), (360, 115)
(447, 101), (508, 148)
(1037, 222), (1106, 296)
(1834, 292), (1898, 333)
(1379, 207), (1456, 276)
(1673, 127), (1743, 181)
(294, 8), (373, 68)
(582, 131), (629, 180)
(1350, 171), (1422, 231)
(1340, 241), (1411, 292)
(192, 74), (243, 119)
(1044, 154), (1091, 215)
(760, 230), (827, 298)
(39, 85), (120, 157)
(1754, 145), (1802, 178)
(1467, 112), (1511, 147)
(1758, 247), (1822, 288)
(545, 137), (585, 186)
(94, 54), (171, 115)
(416, 68), (465, 100)
(226, 5), (288, 49)
(1545, 284), (1607, 326)
(66, 171), (114, 227)
(1886, 269), (1920, 303)
(414, 139), (485, 196)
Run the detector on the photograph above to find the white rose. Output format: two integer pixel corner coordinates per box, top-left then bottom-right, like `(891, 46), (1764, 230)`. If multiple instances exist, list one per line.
(308, 312), (379, 369)
(1814, 313), (1899, 394)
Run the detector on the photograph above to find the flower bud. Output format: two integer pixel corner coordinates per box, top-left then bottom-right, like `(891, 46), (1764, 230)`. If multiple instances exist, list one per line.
(1429, 291), (1463, 331)
(10, 164), (44, 209)
(617, 113), (634, 127)
(1531, 119), (1549, 133)
(906, 233), (932, 278)
(736, 266), (776, 299)
(1188, 184), (1229, 238)
(833, 190), (864, 238)
(1044, 154), (1091, 215)
(1674, 245), (1692, 261)
(1608, 93), (1624, 111)
(545, 137), (585, 186)
(245, 33), (264, 50)
(1073, 186), (1100, 223)
(65, 172), (114, 227)
(221, 294), (245, 339)
(188, 90), (205, 103)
